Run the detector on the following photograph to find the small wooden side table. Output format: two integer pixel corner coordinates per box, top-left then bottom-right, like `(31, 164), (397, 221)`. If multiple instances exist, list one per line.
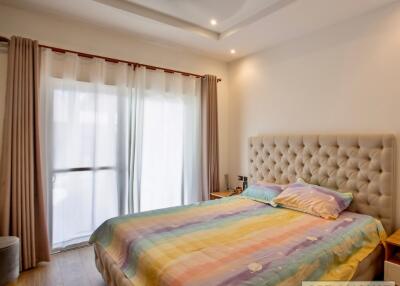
(384, 229), (400, 284)
(210, 191), (236, 200)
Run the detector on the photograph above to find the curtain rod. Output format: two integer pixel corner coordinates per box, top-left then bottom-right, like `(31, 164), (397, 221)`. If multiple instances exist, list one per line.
(0, 36), (221, 82)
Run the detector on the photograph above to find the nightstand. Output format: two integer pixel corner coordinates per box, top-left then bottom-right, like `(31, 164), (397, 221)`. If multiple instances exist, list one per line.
(210, 191), (236, 200)
(385, 229), (400, 284)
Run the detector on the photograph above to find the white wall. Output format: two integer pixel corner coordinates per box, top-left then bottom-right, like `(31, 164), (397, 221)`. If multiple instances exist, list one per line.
(2, 1), (400, 227)
(228, 2), (400, 228)
(0, 4), (230, 189)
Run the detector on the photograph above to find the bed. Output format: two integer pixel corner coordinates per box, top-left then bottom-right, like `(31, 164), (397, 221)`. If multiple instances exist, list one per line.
(90, 134), (396, 286)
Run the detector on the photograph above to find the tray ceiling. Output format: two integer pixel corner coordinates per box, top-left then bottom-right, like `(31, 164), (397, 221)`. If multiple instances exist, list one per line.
(126, 0), (293, 33)
(0, 0), (397, 61)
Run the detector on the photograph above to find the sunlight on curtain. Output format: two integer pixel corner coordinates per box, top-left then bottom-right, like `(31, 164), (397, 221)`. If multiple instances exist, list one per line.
(137, 69), (201, 212)
(41, 51), (201, 249)
(141, 92), (184, 211)
(129, 67), (201, 212)
(40, 49), (130, 249)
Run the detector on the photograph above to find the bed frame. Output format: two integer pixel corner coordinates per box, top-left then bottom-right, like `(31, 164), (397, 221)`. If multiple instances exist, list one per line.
(248, 134), (396, 280)
(94, 134), (396, 285)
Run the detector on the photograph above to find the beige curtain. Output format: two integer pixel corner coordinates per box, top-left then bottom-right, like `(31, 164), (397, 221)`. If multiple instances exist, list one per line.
(0, 36), (50, 270)
(201, 75), (220, 200)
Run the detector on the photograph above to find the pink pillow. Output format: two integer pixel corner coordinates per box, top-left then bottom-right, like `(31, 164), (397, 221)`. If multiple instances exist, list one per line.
(273, 182), (353, 219)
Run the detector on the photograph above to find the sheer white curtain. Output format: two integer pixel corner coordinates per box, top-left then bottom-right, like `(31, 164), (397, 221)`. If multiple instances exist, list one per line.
(40, 49), (131, 249)
(130, 68), (201, 212)
(40, 50), (201, 249)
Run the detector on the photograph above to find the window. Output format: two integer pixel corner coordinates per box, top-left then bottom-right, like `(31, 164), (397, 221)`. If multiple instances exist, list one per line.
(49, 82), (127, 249)
(41, 51), (201, 249)
(140, 90), (184, 211)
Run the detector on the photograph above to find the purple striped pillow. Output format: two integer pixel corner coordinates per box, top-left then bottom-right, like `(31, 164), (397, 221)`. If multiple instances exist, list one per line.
(273, 182), (353, 219)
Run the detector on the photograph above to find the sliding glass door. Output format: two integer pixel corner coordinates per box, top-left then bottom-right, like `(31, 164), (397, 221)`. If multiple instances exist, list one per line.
(49, 81), (127, 249)
(132, 68), (201, 213)
(41, 50), (201, 249)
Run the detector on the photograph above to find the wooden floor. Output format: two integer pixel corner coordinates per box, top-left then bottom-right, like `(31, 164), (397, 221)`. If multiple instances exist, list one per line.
(8, 246), (105, 286)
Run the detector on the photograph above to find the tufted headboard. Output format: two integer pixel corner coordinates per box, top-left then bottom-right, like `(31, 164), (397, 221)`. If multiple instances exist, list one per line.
(248, 134), (396, 234)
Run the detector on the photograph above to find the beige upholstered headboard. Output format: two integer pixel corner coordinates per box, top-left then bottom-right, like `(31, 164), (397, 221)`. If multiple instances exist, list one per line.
(248, 134), (396, 234)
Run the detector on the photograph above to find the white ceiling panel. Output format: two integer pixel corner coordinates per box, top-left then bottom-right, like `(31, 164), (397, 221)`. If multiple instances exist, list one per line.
(0, 0), (397, 61)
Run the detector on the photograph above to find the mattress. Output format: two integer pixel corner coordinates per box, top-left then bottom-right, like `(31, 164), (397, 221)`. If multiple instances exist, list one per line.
(90, 196), (386, 286)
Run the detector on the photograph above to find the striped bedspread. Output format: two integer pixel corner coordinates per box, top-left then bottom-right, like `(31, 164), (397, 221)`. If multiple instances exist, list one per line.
(90, 196), (386, 286)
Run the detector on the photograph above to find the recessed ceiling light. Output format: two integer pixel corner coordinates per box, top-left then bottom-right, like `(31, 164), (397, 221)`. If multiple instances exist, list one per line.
(230, 49), (236, 54)
(210, 19), (217, 26)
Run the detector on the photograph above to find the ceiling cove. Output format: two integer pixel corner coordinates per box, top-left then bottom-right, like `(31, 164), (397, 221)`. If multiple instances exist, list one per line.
(94, 0), (297, 40)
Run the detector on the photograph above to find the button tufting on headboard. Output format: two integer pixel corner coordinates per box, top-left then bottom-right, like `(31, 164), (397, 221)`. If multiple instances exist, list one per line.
(248, 134), (396, 234)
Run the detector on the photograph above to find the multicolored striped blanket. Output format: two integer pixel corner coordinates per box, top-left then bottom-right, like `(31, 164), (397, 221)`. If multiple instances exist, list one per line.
(90, 196), (386, 286)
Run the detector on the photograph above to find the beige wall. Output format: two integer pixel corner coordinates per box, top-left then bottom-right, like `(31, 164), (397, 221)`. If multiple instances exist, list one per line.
(0, 4), (230, 189)
(228, 2), (400, 227)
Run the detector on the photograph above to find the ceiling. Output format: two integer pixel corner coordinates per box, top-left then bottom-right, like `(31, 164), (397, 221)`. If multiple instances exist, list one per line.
(123, 0), (291, 34)
(0, 0), (397, 61)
